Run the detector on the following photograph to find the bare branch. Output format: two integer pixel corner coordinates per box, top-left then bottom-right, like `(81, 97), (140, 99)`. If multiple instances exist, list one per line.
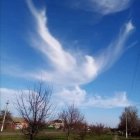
(16, 83), (53, 140)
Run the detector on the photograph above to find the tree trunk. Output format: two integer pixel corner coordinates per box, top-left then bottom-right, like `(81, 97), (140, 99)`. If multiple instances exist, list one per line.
(67, 129), (70, 140)
(30, 134), (33, 140)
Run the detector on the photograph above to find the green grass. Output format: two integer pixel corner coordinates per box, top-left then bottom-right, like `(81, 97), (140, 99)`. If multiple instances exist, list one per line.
(0, 135), (25, 140)
(1, 132), (140, 140)
(118, 136), (140, 140)
(86, 134), (113, 140)
(0, 133), (113, 140)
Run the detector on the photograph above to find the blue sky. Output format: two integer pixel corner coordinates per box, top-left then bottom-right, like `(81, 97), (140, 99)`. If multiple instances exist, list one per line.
(0, 0), (140, 127)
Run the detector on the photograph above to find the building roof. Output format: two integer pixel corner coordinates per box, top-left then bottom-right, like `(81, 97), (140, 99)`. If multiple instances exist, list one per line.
(12, 117), (25, 123)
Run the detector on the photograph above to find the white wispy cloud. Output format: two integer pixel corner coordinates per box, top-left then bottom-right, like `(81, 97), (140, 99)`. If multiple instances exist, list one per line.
(53, 86), (131, 108)
(0, 0), (136, 124)
(1, 0), (135, 112)
(69, 0), (132, 15)
(90, 0), (132, 15)
(26, 0), (134, 86)
(96, 21), (135, 73)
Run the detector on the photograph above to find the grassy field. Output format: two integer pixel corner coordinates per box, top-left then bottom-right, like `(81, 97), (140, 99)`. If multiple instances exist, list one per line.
(0, 135), (113, 140)
(118, 136), (140, 140)
(0, 132), (140, 140)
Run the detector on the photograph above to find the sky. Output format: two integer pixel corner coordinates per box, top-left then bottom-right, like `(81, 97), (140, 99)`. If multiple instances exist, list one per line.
(0, 0), (140, 127)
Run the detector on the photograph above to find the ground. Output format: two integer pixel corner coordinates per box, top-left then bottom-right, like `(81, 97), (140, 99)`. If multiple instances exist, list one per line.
(0, 131), (140, 140)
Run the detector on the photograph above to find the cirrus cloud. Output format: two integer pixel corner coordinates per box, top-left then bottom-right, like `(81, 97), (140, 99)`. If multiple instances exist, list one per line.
(25, 0), (135, 87)
(67, 0), (133, 15)
(88, 0), (133, 15)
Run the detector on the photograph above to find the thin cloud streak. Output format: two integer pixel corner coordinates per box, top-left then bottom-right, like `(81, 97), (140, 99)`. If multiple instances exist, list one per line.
(26, 0), (135, 86)
(96, 21), (135, 73)
(90, 0), (132, 15)
(68, 0), (132, 15)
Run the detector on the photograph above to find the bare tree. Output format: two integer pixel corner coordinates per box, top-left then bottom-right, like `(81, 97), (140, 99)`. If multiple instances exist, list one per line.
(59, 104), (84, 140)
(74, 121), (87, 140)
(118, 106), (139, 136)
(16, 83), (52, 140)
(90, 123), (106, 136)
